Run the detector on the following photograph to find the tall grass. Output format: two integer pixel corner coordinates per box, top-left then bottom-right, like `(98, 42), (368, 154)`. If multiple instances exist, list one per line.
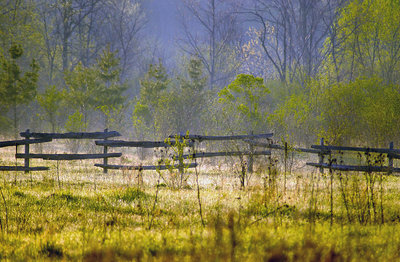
(0, 147), (399, 260)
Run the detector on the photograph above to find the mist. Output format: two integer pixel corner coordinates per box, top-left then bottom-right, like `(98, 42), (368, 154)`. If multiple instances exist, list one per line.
(0, 0), (399, 147)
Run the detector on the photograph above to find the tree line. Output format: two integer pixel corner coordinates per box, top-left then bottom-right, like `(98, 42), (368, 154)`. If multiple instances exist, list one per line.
(0, 0), (399, 147)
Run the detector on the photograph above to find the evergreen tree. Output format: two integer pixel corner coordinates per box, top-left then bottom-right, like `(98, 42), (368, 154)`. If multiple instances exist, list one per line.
(95, 46), (128, 128)
(133, 60), (170, 139)
(0, 44), (39, 137)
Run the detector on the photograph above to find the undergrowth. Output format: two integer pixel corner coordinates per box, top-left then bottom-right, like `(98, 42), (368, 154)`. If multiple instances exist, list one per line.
(0, 154), (399, 261)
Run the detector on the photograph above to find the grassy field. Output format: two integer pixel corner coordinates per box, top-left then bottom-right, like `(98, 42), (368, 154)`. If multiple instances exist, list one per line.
(1, 149), (400, 261)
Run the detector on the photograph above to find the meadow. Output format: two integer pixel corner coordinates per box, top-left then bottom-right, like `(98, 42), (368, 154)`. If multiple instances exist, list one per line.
(1, 149), (400, 261)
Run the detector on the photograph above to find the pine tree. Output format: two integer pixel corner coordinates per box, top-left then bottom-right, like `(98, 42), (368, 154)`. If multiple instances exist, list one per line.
(0, 44), (39, 137)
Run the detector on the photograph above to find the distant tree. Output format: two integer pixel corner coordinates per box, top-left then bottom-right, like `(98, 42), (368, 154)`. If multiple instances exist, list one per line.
(153, 57), (209, 136)
(38, 0), (147, 83)
(37, 85), (64, 132)
(50, 0), (101, 72)
(323, 0), (400, 84)
(177, 57), (208, 132)
(179, 57), (207, 92)
(0, 44), (39, 137)
(246, 0), (344, 84)
(132, 60), (170, 139)
(64, 47), (127, 129)
(64, 62), (98, 129)
(99, 0), (147, 79)
(95, 46), (128, 128)
(218, 74), (269, 133)
(179, 0), (243, 89)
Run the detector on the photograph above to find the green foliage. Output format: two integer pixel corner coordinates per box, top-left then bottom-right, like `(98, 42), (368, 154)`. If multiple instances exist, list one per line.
(64, 110), (87, 132)
(179, 57), (207, 92)
(95, 47), (128, 128)
(64, 62), (98, 126)
(156, 132), (194, 188)
(272, 76), (400, 146)
(0, 45), (39, 105)
(133, 61), (170, 139)
(0, 44), (39, 136)
(324, 0), (400, 83)
(96, 104), (128, 131)
(269, 91), (314, 144)
(218, 74), (269, 133)
(150, 57), (209, 137)
(64, 48), (127, 129)
(113, 187), (151, 203)
(139, 61), (170, 106)
(317, 77), (400, 146)
(37, 85), (63, 132)
(0, 1), (43, 65)
(64, 110), (87, 152)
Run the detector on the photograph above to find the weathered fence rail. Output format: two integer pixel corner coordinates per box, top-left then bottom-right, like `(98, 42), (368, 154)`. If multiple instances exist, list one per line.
(180, 150), (271, 159)
(171, 133), (274, 142)
(2, 129), (399, 176)
(307, 140), (398, 174)
(0, 129), (122, 173)
(94, 163), (198, 171)
(245, 140), (321, 154)
(95, 133), (273, 173)
(95, 140), (194, 148)
(15, 153), (122, 161)
(0, 166), (49, 171)
(95, 137), (195, 173)
(0, 138), (52, 148)
(307, 163), (400, 173)
(19, 131), (120, 139)
(166, 133), (273, 173)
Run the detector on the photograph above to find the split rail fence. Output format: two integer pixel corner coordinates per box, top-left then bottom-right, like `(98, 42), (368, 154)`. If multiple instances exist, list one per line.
(1, 130), (399, 176)
(0, 130), (273, 174)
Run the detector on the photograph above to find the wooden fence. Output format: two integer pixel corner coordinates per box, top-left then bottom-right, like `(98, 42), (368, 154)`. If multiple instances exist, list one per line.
(0, 129), (121, 173)
(0, 130), (273, 173)
(244, 138), (400, 175)
(1, 130), (399, 176)
(307, 139), (400, 174)
(169, 133), (273, 173)
(94, 138), (196, 173)
(94, 132), (273, 173)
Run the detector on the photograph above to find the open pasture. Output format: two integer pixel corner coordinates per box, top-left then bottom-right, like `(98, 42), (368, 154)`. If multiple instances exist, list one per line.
(1, 148), (400, 261)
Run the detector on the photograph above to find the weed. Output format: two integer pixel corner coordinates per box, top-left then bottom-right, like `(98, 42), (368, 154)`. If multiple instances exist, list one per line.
(40, 241), (63, 258)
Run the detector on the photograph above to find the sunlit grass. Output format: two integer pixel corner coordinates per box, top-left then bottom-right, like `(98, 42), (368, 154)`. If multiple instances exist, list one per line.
(0, 147), (400, 261)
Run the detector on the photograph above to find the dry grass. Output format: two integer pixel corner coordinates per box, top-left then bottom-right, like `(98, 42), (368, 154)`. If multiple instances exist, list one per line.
(0, 146), (400, 261)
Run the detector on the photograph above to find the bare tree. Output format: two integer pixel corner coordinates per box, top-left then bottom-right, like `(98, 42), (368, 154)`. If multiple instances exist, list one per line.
(98, 0), (147, 80)
(245, 0), (344, 84)
(51, 0), (101, 72)
(37, 0), (147, 82)
(178, 0), (243, 89)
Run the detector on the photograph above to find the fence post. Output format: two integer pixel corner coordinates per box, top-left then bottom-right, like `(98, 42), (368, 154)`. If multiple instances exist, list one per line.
(319, 138), (324, 174)
(284, 141), (288, 191)
(388, 142), (394, 175)
(103, 129), (108, 174)
(23, 129), (30, 173)
(178, 134), (184, 178)
(247, 131), (254, 174)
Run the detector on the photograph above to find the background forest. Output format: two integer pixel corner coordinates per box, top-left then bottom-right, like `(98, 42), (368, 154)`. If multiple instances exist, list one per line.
(1, 0), (400, 148)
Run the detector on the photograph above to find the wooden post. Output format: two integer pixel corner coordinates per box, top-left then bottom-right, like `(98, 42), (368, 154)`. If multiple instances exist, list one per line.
(388, 142), (394, 175)
(178, 134), (184, 180)
(319, 138), (324, 174)
(247, 131), (254, 174)
(23, 129), (30, 174)
(103, 129), (108, 174)
(284, 141), (288, 191)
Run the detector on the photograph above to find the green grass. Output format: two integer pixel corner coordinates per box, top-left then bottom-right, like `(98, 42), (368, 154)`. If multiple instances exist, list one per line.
(0, 154), (400, 261)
